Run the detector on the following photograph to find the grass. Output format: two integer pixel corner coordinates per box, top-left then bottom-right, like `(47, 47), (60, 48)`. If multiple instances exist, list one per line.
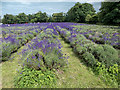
(1, 36), (38, 88)
(0, 63), (2, 89)
(2, 46), (24, 88)
(54, 36), (111, 88)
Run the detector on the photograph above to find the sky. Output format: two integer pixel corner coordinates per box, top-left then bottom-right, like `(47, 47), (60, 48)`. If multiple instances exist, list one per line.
(1, 0), (105, 3)
(0, 0), (105, 18)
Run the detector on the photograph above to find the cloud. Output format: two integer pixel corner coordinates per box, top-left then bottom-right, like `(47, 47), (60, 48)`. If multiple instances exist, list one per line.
(20, 2), (31, 4)
(2, 0), (105, 2)
(86, 0), (104, 3)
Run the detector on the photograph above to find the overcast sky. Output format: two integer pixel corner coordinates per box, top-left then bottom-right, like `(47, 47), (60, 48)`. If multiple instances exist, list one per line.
(1, 0), (105, 3)
(1, 0), (119, 3)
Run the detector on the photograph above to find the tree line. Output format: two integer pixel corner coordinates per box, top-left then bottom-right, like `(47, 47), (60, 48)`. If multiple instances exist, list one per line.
(2, 2), (120, 25)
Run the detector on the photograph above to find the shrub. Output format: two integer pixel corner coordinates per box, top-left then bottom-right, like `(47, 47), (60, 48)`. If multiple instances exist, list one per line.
(90, 36), (105, 44)
(76, 45), (87, 55)
(31, 31), (37, 36)
(21, 33), (67, 70)
(65, 30), (71, 37)
(2, 42), (11, 61)
(21, 38), (28, 45)
(14, 66), (56, 88)
(2, 31), (6, 38)
(16, 36), (27, 46)
(44, 48), (67, 69)
(84, 34), (90, 38)
(22, 49), (46, 70)
(82, 52), (96, 67)
(87, 44), (118, 68)
(102, 44), (118, 67)
(2, 42), (18, 61)
(26, 34), (34, 40)
(95, 62), (118, 86)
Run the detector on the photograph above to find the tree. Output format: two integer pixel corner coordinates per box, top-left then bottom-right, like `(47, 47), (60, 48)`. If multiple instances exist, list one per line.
(89, 14), (98, 24)
(27, 14), (34, 23)
(66, 2), (83, 22)
(52, 12), (65, 22)
(66, 2), (96, 22)
(85, 14), (92, 23)
(42, 12), (48, 22)
(34, 11), (48, 22)
(1, 3), (98, 24)
(82, 3), (96, 16)
(99, 2), (120, 25)
(16, 13), (28, 24)
(2, 14), (15, 24)
(48, 16), (53, 22)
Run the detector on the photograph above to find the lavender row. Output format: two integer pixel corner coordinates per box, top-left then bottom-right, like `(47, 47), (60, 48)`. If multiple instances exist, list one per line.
(2, 23), (47, 38)
(1, 23), (47, 61)
(20, 23), (68, 70)
(56, 25), (119, 67)
(53, 23), (120, 49)
(62, 23), (120, 49)
(55, 25), (119, 82)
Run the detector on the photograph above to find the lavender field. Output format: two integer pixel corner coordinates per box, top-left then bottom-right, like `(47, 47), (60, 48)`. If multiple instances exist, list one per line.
(1, 22), (120, 88)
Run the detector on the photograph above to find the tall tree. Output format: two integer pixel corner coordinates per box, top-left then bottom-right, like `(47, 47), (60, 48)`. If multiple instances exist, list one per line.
(34, 11), (48, 22)
(2, 14), (15, 24)
(16, 13), (28, 24)
(99, 2), (120, 25)
(48, 16), (53, 22)
(27, 14), (34, 23)
(66, 2), (96, 22)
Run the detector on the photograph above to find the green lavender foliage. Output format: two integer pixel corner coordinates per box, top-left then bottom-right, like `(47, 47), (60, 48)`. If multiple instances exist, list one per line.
(14, 66), (56, 88)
